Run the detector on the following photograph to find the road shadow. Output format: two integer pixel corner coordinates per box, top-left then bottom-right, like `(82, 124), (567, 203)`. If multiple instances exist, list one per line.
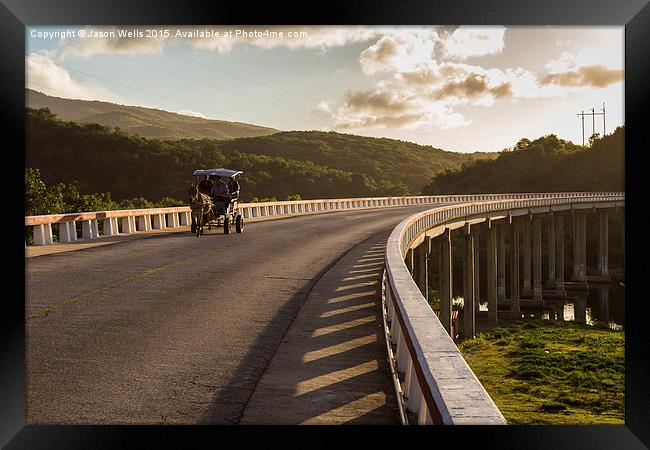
(236, 234), (399, 424)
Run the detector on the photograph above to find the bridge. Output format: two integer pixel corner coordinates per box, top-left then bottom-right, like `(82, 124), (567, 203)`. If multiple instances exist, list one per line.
(24, 192), (624, 425)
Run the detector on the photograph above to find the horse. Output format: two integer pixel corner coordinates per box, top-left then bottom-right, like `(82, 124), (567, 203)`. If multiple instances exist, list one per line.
(188, 183), (215, 237)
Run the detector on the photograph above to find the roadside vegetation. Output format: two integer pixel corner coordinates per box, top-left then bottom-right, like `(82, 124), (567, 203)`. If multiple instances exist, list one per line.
(458, 318), (624, 424)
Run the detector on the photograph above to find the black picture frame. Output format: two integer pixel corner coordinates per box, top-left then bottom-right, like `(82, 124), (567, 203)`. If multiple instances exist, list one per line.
(2, 0), (648, 447)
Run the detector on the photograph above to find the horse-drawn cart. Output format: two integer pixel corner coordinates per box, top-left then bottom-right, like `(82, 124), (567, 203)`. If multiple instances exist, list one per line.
(188, 168), (244, 236)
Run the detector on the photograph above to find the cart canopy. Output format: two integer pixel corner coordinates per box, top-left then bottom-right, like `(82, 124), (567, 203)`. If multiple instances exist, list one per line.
(193, 168), (243, 178)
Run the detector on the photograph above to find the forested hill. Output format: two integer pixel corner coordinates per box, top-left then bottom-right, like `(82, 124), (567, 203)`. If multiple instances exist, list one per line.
(26, 108), (495, 203)
(181, 131), (494, 195)
(26, 89), (278, 140)
(423, 128), (624, 194)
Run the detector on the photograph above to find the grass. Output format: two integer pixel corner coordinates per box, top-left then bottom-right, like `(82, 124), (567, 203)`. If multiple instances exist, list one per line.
(458, 318), (624, 424)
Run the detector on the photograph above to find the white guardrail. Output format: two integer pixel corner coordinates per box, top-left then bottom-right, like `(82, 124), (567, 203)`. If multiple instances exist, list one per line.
(25, 192), (621, 246)
(382, 191), (624, 425)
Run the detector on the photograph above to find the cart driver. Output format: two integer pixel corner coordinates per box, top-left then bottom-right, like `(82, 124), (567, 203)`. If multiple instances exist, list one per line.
(209, 176), (230, 199)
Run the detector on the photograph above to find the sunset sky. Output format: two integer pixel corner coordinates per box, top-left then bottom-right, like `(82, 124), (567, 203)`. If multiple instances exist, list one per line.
(26, 26), (624, 152)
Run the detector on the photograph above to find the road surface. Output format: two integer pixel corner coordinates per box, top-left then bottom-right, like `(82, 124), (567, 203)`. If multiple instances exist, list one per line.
(26, 205), (429, 424)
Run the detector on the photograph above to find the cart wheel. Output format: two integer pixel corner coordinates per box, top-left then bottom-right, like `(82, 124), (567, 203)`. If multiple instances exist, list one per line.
(224, 217), (231, 234)
(236, 214), (244, 233)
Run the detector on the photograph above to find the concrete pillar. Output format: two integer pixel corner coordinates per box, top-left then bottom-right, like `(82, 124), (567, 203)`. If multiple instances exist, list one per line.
(579, 212), (587, 280)
(497, 224), (506, 303)
(574, 293), (587, 323)
(121, 216), (135, 233)
(473, 229), (480, 315)
(440, 229), (453, 336)
(599, 287), (610, 325)
(522, 218), (531, 295)
(463, 228), (475, 339)
(597, 211), (609, 278)
(548, 214), (556, 282)
(511, 220), (521, 318)
(572, 212), (587, 281)
(91, 219), (99, 238)
(555, 215), (566, 295)
(487, 224), (498, 325)
(533, 218), (543, 301)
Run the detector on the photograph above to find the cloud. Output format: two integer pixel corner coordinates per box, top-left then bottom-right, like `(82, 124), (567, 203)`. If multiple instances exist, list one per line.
(432, 73), (512, 101)
(442, 27), (506, 60)
(177, 109), (207, 118)
(26, 51), (117, 101)
(541, 65), (624, 88)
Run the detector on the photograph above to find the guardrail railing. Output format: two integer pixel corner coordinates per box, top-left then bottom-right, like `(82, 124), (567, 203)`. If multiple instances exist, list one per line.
(382, 191), (624, 424)
(25, 192), (621, 246)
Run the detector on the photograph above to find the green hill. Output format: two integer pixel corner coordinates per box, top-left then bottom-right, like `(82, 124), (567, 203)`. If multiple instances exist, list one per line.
(26, 108), (496, 203)
(26, 89), (278, 140)
(422, 129), (624, 194)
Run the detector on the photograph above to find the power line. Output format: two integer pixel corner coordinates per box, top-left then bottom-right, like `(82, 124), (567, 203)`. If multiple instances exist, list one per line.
(164, 48), (320, 103)
(576, 103), (606, 146)
(112, 54), (297, 111)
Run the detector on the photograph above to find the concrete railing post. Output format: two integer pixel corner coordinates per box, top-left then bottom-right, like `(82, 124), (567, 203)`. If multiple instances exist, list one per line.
(59, 221), (77, 243)
(121, 216), (135, 233)
(138, 215), (151, 231)
(33, 223), (54, 246)
(103, 218), (117, 236)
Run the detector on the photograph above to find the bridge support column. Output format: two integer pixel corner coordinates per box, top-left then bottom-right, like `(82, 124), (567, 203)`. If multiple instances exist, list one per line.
(440, 229), (453, 336)
(487, 222), (498, 325)
(511, 219), (521, 318)
(555, 215), (566, 295)
(463, 225), (475, 339)
(597, 211), (609, 279)
(473, 229), (480, 315)
(92, 219), (99, 238)
(522, 218), (531, 296)
(533, 218), (543, 301)
(33, 223), (54, 246)
(548, 213), (556, 283)
(122, 216), (135, 233)
(497, 224), (506, 303)
(599, 287), (610, 324)
(59, 221), (77, 242)
(572, 212), (587, 281)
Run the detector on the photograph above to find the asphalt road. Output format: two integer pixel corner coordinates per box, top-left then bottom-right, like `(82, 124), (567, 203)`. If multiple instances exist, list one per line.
(25, 205), (429, 424)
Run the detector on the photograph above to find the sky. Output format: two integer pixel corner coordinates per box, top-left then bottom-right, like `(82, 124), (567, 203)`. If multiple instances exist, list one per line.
(26, 26), (624, 152)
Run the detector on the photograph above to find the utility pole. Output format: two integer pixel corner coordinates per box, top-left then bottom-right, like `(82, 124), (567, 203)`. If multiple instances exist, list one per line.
(578, 110), (585, 146)
(577, 104), (606, 146)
